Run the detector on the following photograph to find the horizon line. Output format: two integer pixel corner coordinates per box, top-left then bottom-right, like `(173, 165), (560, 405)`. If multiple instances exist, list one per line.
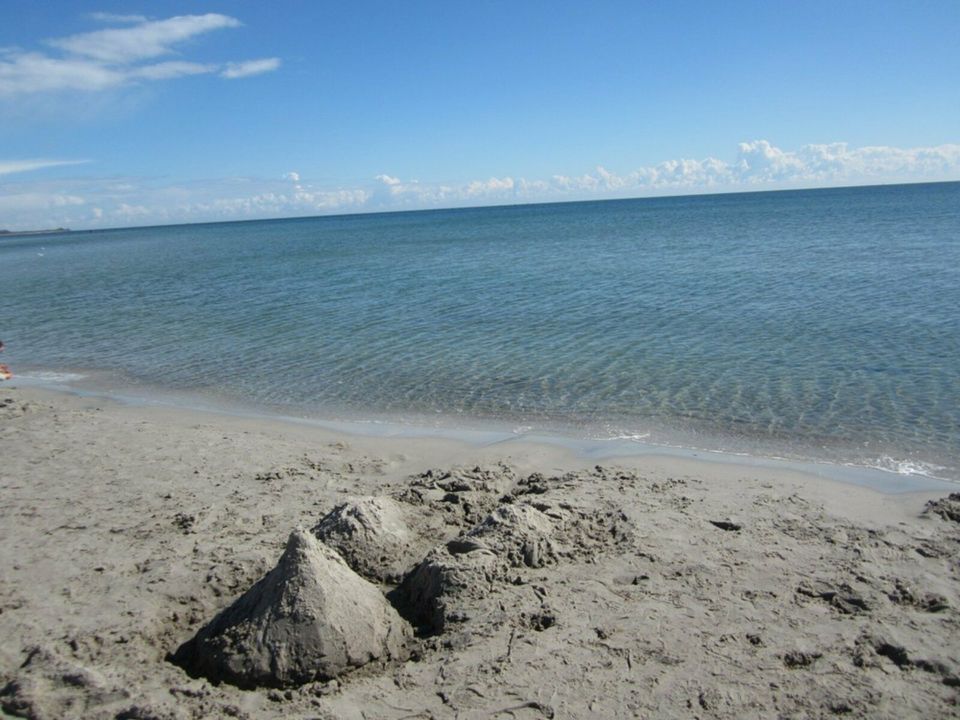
(8, 177), (959, 236)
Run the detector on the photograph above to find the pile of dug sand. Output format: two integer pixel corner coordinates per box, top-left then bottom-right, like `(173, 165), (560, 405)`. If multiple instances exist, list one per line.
(171, 528), (411, 688)
(151, 466), (960, 716)
(171, 464), (634, 690)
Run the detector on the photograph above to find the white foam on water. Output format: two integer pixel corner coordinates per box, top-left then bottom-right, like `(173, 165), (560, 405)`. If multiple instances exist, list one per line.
(15, 371), (87, 383)
(858, 456), (950, 480)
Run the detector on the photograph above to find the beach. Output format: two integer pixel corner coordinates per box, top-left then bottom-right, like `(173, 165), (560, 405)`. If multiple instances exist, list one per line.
(1, 383), (958, 719)
(5, 3), (959, 718)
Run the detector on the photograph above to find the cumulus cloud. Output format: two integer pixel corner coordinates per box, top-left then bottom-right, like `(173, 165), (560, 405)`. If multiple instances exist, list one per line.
(536, 140), (960, 197)
(0, 174), (373, 230)
(0, 191), (85, 216)
(188, 188), (370, 219)
(221, 58), (281, 79)
(2, 140), (957, 230)
(372, 175), (460, 207)
(465, 176), (514, 197)
(0, 14), (279, 97)
(0, 158), (87, 176)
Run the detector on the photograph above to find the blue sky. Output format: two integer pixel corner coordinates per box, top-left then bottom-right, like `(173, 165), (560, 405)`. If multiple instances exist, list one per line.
(1, 0), (958, 229)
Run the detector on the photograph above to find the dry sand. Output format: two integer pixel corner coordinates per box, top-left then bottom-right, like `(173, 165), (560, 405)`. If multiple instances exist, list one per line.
(1, 384), (958, 719)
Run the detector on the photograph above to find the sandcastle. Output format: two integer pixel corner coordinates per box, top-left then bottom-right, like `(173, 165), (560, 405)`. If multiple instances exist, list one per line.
(172, 465), (633, 688)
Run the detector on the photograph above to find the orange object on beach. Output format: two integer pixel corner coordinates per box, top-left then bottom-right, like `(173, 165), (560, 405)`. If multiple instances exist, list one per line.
(0, 340), (10, 379)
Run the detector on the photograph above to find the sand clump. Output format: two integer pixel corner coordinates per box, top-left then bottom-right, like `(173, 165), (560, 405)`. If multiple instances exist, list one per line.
(394, 464), (519, 529)
(395, 471), (634, 635)
(398, 503), (560, 632)
(310, 466), (522, 585)
(171, 529), (411, 689)
(925, 493), (960, 523)
(0, 646), (130, 720)
(311, 495), (444, 583)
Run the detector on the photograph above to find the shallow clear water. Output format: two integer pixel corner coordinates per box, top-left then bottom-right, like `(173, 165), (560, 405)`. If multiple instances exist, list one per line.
(2, 182), (959, 478)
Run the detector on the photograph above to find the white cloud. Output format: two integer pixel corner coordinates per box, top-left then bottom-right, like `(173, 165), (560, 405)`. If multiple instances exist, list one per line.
(221, 58), (281, 79)
(735, 139), (805, 179)
(537, 141), (960, 197)
(48, 14), (240, 63)
(0, 191), (85, 214)
(0, 175), (373, 229)
(596, 166), (626, 190)
(0, 14), (278, 97)
(114, 202), (151, 218)
(1, 141), (957, 230)
(0, 51), (123, 94)
(0, 158), (87, 176)
(465, 177), (514, 197)
(188, 187), (370, 219)
(131, 61), (216, 80)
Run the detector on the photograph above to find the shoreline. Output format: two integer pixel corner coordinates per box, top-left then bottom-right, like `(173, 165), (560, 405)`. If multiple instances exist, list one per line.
(7, 370), (958, 495)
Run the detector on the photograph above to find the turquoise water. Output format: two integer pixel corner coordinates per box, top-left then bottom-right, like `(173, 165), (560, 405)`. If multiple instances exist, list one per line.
(2, 182), (959, 479)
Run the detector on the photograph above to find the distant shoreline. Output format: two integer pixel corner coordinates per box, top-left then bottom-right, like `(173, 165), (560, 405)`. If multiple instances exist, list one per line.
(0, 227), (70, 238)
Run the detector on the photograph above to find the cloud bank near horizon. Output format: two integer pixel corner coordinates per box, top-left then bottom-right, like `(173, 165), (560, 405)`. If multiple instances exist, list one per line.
(0, 13), (279, 97)
(1, 140), (958, 230)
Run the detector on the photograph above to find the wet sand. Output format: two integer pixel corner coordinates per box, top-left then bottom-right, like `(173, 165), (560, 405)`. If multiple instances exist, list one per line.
(1, 385), (958, 719)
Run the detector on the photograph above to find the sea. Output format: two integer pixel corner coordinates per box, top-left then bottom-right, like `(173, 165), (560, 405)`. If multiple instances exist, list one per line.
(2, 181), (959, 486)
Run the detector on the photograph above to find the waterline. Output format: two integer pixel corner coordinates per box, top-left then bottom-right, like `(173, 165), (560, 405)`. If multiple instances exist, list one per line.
(10, 369), (957, 495)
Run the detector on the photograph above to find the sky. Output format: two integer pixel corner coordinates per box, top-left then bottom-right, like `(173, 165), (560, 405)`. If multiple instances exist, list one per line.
(1, 0), (958, 230)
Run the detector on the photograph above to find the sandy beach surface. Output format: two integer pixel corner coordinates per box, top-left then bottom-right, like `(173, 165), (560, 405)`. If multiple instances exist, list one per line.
(1, 384), (958, 719)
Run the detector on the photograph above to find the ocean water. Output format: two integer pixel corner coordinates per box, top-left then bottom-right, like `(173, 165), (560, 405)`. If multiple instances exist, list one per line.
(2, 182), (959, 480)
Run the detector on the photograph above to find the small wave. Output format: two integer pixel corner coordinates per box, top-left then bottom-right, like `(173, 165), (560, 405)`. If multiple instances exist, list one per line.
(856, 456), (949, 479)
(605, 432), (651, 442)
(17, 371), (87, 383)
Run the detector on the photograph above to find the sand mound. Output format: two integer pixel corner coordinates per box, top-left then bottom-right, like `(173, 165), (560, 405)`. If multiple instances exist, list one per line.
(0, 645), (130, 720)
(393, 469), (636, 637)
(465, 503), (557, 568)
(312, 496), (431, 583)
(924, 493), (960, 523)
(395, 464), (518, 528)
(313, 467), (521, 584)
(398, 541), (503, 633)
(171, 529), (411, 688)
(398, 503), (557, 632)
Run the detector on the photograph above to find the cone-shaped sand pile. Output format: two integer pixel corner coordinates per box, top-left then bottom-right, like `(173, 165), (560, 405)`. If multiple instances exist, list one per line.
(172, 529), (411, 688)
